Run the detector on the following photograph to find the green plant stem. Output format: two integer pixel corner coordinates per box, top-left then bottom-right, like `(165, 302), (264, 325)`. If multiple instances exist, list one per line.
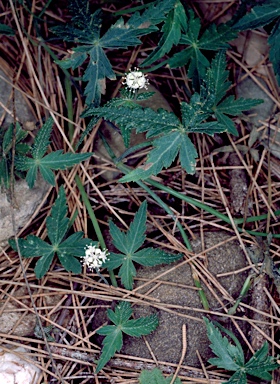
(65, 77), (74, 140)
(75, 175), (117, 287)
(144, 178), (280, 238)
(64, 79), (117, 287)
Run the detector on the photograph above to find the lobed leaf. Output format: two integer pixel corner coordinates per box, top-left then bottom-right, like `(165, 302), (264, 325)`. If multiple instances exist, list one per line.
(233, 1), (280, 31)
(108, 301), (133, 325)
(107, 202), (183, 289)
(125, 200), (147, 253)
(141, 1), (187, 67)
(96, 301), (158, 372)
(46, 186), (69, 245)
(9, 187), (92, 279)
(132, 248), (183, 267)
(34, 251), (56, 279)
(95, 327), (123, 373)
(244, 341), (279, 380)
(31, 117), (54, 160)
(122, 314), (159, 337)
(9, 235), (53, 258)
(139, 368), (182, 384)
(204, 318), (241, 372)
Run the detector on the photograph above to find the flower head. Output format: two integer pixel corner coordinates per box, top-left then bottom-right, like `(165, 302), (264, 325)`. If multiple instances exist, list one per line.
(81, 244), (109, 271)
(122, 67), (149, 92)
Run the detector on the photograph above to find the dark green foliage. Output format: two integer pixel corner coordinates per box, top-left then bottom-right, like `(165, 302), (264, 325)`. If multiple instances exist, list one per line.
(139, 368), (182, 383)
(96, 301), (158, 373)
(167, 10), (237, 81)
(0, 23), (14, 35)
(83, 51), (262, 182)
(234, 0), (280, 84)
(104, 201), (183, 289)
(53, 0), (176, 105)
(141, 0), (187, 67)
(9, 187), (93, 278)
(204, 318), (280, 384)
(0, 123), (29, 189)
(15, 117), (92, 188)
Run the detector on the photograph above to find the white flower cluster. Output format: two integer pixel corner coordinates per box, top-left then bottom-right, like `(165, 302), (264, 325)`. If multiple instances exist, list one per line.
(81, 244), (109, 271)
(122, 67), (149, 92)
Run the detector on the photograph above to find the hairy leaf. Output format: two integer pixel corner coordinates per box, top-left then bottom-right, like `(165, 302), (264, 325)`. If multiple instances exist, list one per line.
(15, 117), (92, 188)
(46, 187), (69, 245)
(168, 10), (237, 80)
(139, 368), (182, 384)
(9, 187), (92, 278)
(203, 52), (263, 135)
(204, 318), (280, 383)
(105, 202), (183, 289)
(244, 341), (279, 380)
(234, 1), (280, 30)
(96, 301), (158, 372)
(119, 131), (184, 182)
(53, 0), (175, 105)
(204, 318), (242, 372)
(141, 1), (187, 67)
(82, 103), (180, 147)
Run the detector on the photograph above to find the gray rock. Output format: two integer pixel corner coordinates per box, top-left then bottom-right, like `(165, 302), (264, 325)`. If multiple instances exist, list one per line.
(0, 69), (35, 129)
(121, 231), (248, 367)
(0, 177), (49, 246)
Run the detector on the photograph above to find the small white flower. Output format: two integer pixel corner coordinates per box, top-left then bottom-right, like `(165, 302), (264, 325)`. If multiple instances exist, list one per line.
(81, 244), (109, 271)
(122, 67), (149, 92)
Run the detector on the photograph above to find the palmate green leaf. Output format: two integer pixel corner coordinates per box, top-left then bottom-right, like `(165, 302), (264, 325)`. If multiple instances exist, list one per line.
(15, 117), (92, 188)
(130, 0), (176, 27)
(203, 52), (263, 135)
(139, 368), (182, 384)
(141, 1), (187, 67)
(95, 326), (123, 373)
(0, 23), (14, 36)
(244, 341), (279, 380)
(2, 123), (28, 155)
(82, 103), (180, 147)
(31, 117), (54, 159)
(96, 301), (158, 373)
(232, 1), (280, 86)
(9, 235), (53, 258)
(9, 187), (92, 279)
(233, 0), (280, 31)
(181, 96), (213, 129)
(125, 200), (147, 253)
(120, 131), (197, 182)
(120, 131), (182, 182)
(204, 318), (242, 372)
(107, 301), (133, 325)
(132, 248), (182, 266)
(122, 314), (159, 337)
(54, 0), (174, 105)
(46, 187), (69, 245)
(223, 370), (247, 384)
(168, 10), (237, 80)
(205, 318), (280, 383)
(105, 202), (183, 290)
(208, 51), (231, 104)
(216, 96), (263, 116)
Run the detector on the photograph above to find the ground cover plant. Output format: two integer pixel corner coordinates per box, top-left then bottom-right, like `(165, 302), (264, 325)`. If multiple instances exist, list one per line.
(1, 0), (280, 383)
